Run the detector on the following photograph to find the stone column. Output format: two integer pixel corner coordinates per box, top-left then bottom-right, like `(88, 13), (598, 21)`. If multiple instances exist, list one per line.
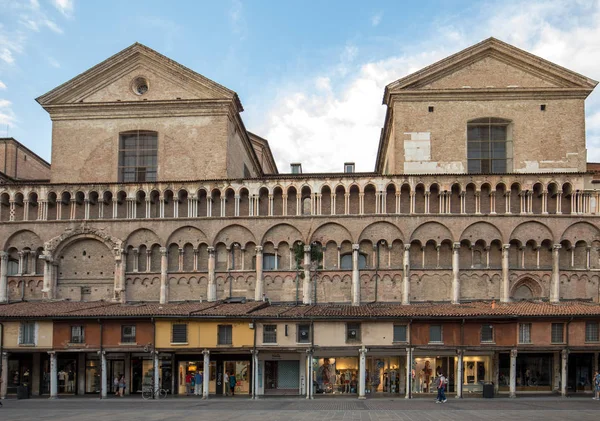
(561, 349), (568, 397)
(101, 351), (107, 398)
(452, 242), (460, 304)
(358, 346), (367, 399)
(553, 351), (560, 393)
(303, 246), (311, 304)
(159, 247), (168, 304)
(255, 246), (264, 301)
(207, 247), (216, 302)
(351, 244), (360, 306)
(0, 251), (8, 303)
(551, 244), (561, 303)
(202, 349), (210, 399)
(594, 352), (599, 378)
(402, 245), (410, 305)
(456, 349), (463, 398)
(114, 250), (126, 302)
(1, 352), (8, 399)
(306, 350), (313, 399)
(509, 349), (517, 398)
(31, 352), (40, 396)
(251, 350), (259, 399)
(153, 352), (160, 397)
(492, 352), (500, 395)
(405, 347), (412, 399)
(124, 353), (131, 395)
(501, 244), (510, 303)
(41, 254), (54, 300)
(49, 351), (58, 399)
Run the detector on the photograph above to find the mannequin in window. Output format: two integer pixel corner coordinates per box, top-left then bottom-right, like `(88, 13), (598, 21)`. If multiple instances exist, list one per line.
(423, 360), (432, 393)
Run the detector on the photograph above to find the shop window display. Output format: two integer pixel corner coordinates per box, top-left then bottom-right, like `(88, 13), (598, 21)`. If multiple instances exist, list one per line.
(57, 358), (77, 394)
(460, 356), (491, 393)
(411, 356), (456, 394)
(314, 357), (358, 394)
(365, 357), (405, 394)
(224, 361), (250, 394)
(499, 353), (553, 391)
(85, 356), (101, 393)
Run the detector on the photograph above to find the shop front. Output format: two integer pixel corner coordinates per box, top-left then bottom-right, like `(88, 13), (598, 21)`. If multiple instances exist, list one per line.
(57, 354), (78, 395)
(313, 356), (358, 394)
(260, 352), (303, 395)
(5, 352), (33, 396)
(460, 354), (492, 394)
(175, 353), (252, 396)
(568, 352), (594, 393)
(366, 355), (406, 395)
(411, 354), (456, 394)
(499, 352), (554, 392)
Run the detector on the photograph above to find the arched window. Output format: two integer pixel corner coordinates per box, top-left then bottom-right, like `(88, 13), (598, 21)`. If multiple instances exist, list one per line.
(467, 118), (512, 174)
(118, 130), (158, 182)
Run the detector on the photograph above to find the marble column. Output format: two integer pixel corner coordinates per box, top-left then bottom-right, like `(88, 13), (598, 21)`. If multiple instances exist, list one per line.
(501, 244), (510, 303)
(306, 350), (313, 399)
(159, 247), (168, 304)
(49, 351), (58, 399)
(207, 247), (216, 302)
(303, 246), (311, 304)
(551, 244), (561, 303)
(1, 352), (8, 399)
(251, 350), (259, 399)
(0, 252), (8, 303)
(351, 244), (360, 306)
(402, 245), (410, 305)
(509, 349), (517, 398)
(101, 351), (107, 398)
(255, 246), (263, 301)
(405, 347), (412, 399)
(561, 349), (568, 397)
(202, 349), (210, 399)
(358, 346), (367, 399)
(452, 242), (460, 304)
(456, 349), (464, 398)
(153, 352), (160, 397)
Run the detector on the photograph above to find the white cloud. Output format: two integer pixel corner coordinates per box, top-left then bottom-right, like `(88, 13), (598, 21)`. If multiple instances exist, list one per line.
(229, 0), (246, 40)
(252, 0), (600, 172)
(371, 12), (382, 27)
(0, 98), (16, 128)
(0, 47), (15, 64)
(47, 56), (60, 68)
(52, 0), (74, 18)
(0, 80), (6, 90)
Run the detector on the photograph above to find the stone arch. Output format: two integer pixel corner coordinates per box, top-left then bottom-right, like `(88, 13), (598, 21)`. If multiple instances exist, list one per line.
(125, 228), (161, 248)
(410, 221), (453, 244)
(358, 221), (404, 244)
(46, 226), (122, 258)
(310, 222), (353, 245)
(261, 223), (303, 245)
(511, 276), (543, 300)
(167, 226), (208, 247)
(510, 221), (554, 245)
(212, 224), (256, 247)
(4, 229), (43, 251)
(460, 222), (503, 245)
(561, 222), (600, 244)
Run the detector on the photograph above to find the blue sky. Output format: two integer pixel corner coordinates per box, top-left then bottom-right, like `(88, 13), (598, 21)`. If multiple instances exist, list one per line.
(1, 0), (599, 172)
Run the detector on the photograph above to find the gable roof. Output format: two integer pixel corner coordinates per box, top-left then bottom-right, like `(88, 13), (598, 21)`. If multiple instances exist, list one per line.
(383, 37), (598, 104)
(36, 42), (243, 111)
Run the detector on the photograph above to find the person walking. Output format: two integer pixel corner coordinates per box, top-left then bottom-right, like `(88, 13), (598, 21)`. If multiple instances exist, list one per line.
(435, 371), (447, 403)
(223, 371), (229, 396)
(229, 372), (237, 397)
(194, 371), (203, 396)
(594, 371), (600, 400)
(118, 374), (126, 397)
(113, 375), (120, 396)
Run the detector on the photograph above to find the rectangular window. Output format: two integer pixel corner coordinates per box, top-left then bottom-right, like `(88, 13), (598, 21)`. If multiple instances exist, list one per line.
(393, 325), (407, 343)
(467, 118), (511, 174)
(19, 322), (35, 345)
(481, 324), (494, 343)
(344, 162), (355, 173)
(291, 163), (302, 174)
(551, 323), (564, 344)
(172, 323), (188, 344)
(586, 321), (599, 342)
(297, 324), (310, 343)
(429, 325), (443, 343)
(263, 254), (276, 271)
(346, 323), (361, 342)
(121, 325), (137, 343)
(218, 325), (233, 345)
(70, 326), (85, 344)
(118, 130), (158, 182)
(519, 323), (532, 344)
(263, 325), (277, 344)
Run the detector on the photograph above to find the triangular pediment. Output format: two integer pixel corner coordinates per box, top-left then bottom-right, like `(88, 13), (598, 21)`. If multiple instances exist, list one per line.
(385, 38), (597, 101)
(36, 43), (242, 110)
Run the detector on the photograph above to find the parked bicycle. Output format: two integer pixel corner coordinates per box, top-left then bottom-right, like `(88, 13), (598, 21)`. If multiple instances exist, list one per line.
(142, 386), (168, 400)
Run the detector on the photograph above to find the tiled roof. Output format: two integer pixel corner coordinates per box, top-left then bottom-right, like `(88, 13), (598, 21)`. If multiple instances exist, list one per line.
(1, 300), (600, 319)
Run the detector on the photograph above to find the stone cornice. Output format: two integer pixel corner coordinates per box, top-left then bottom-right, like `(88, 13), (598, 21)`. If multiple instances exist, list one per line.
(43, 99), (236, 121)
(388, 87), (593, 102)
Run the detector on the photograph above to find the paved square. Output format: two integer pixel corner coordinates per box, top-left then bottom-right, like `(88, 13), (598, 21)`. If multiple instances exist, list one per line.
(1, 397), (599, 421)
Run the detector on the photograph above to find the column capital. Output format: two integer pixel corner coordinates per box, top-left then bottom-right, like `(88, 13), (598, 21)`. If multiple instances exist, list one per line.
(502, 244), (511, 250)
(0, 251), (7, 259)
(304, 245), (311, 253)
(255, 245), (263, 254)
(352, 244), (360, 251)
(510, 348), (518, 358)
(553, 244), (562, 251)
(159, 247), (168, 255)
(404, 244), (411, 251)
(453, 242), (461, 250)
(359, 345), (368, 355)
(561, 348), (569, 358)
(207, 246), (215, 254)
(202, 349), (210, 356)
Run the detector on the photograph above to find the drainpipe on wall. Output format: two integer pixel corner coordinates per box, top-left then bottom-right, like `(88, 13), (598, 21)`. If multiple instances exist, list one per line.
(252, 318), (257, 400)
(407, 319), (413, 399)
(99, 319), (103, 400)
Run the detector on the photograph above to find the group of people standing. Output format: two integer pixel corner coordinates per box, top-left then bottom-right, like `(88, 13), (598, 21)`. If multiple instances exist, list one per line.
(184, 371), (204, 396)
(223, 371), (237, 396)
(113, 374), (126, 397)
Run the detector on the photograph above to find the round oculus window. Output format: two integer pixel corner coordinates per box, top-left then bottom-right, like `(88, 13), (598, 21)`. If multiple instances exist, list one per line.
(132, 77), (149, 95)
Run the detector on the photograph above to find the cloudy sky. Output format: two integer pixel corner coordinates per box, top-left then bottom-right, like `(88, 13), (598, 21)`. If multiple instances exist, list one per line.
(0, 0), (599, 172)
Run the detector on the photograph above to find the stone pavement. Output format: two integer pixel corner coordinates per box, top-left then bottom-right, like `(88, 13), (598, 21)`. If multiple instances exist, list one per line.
(1, 396), (600, 421)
